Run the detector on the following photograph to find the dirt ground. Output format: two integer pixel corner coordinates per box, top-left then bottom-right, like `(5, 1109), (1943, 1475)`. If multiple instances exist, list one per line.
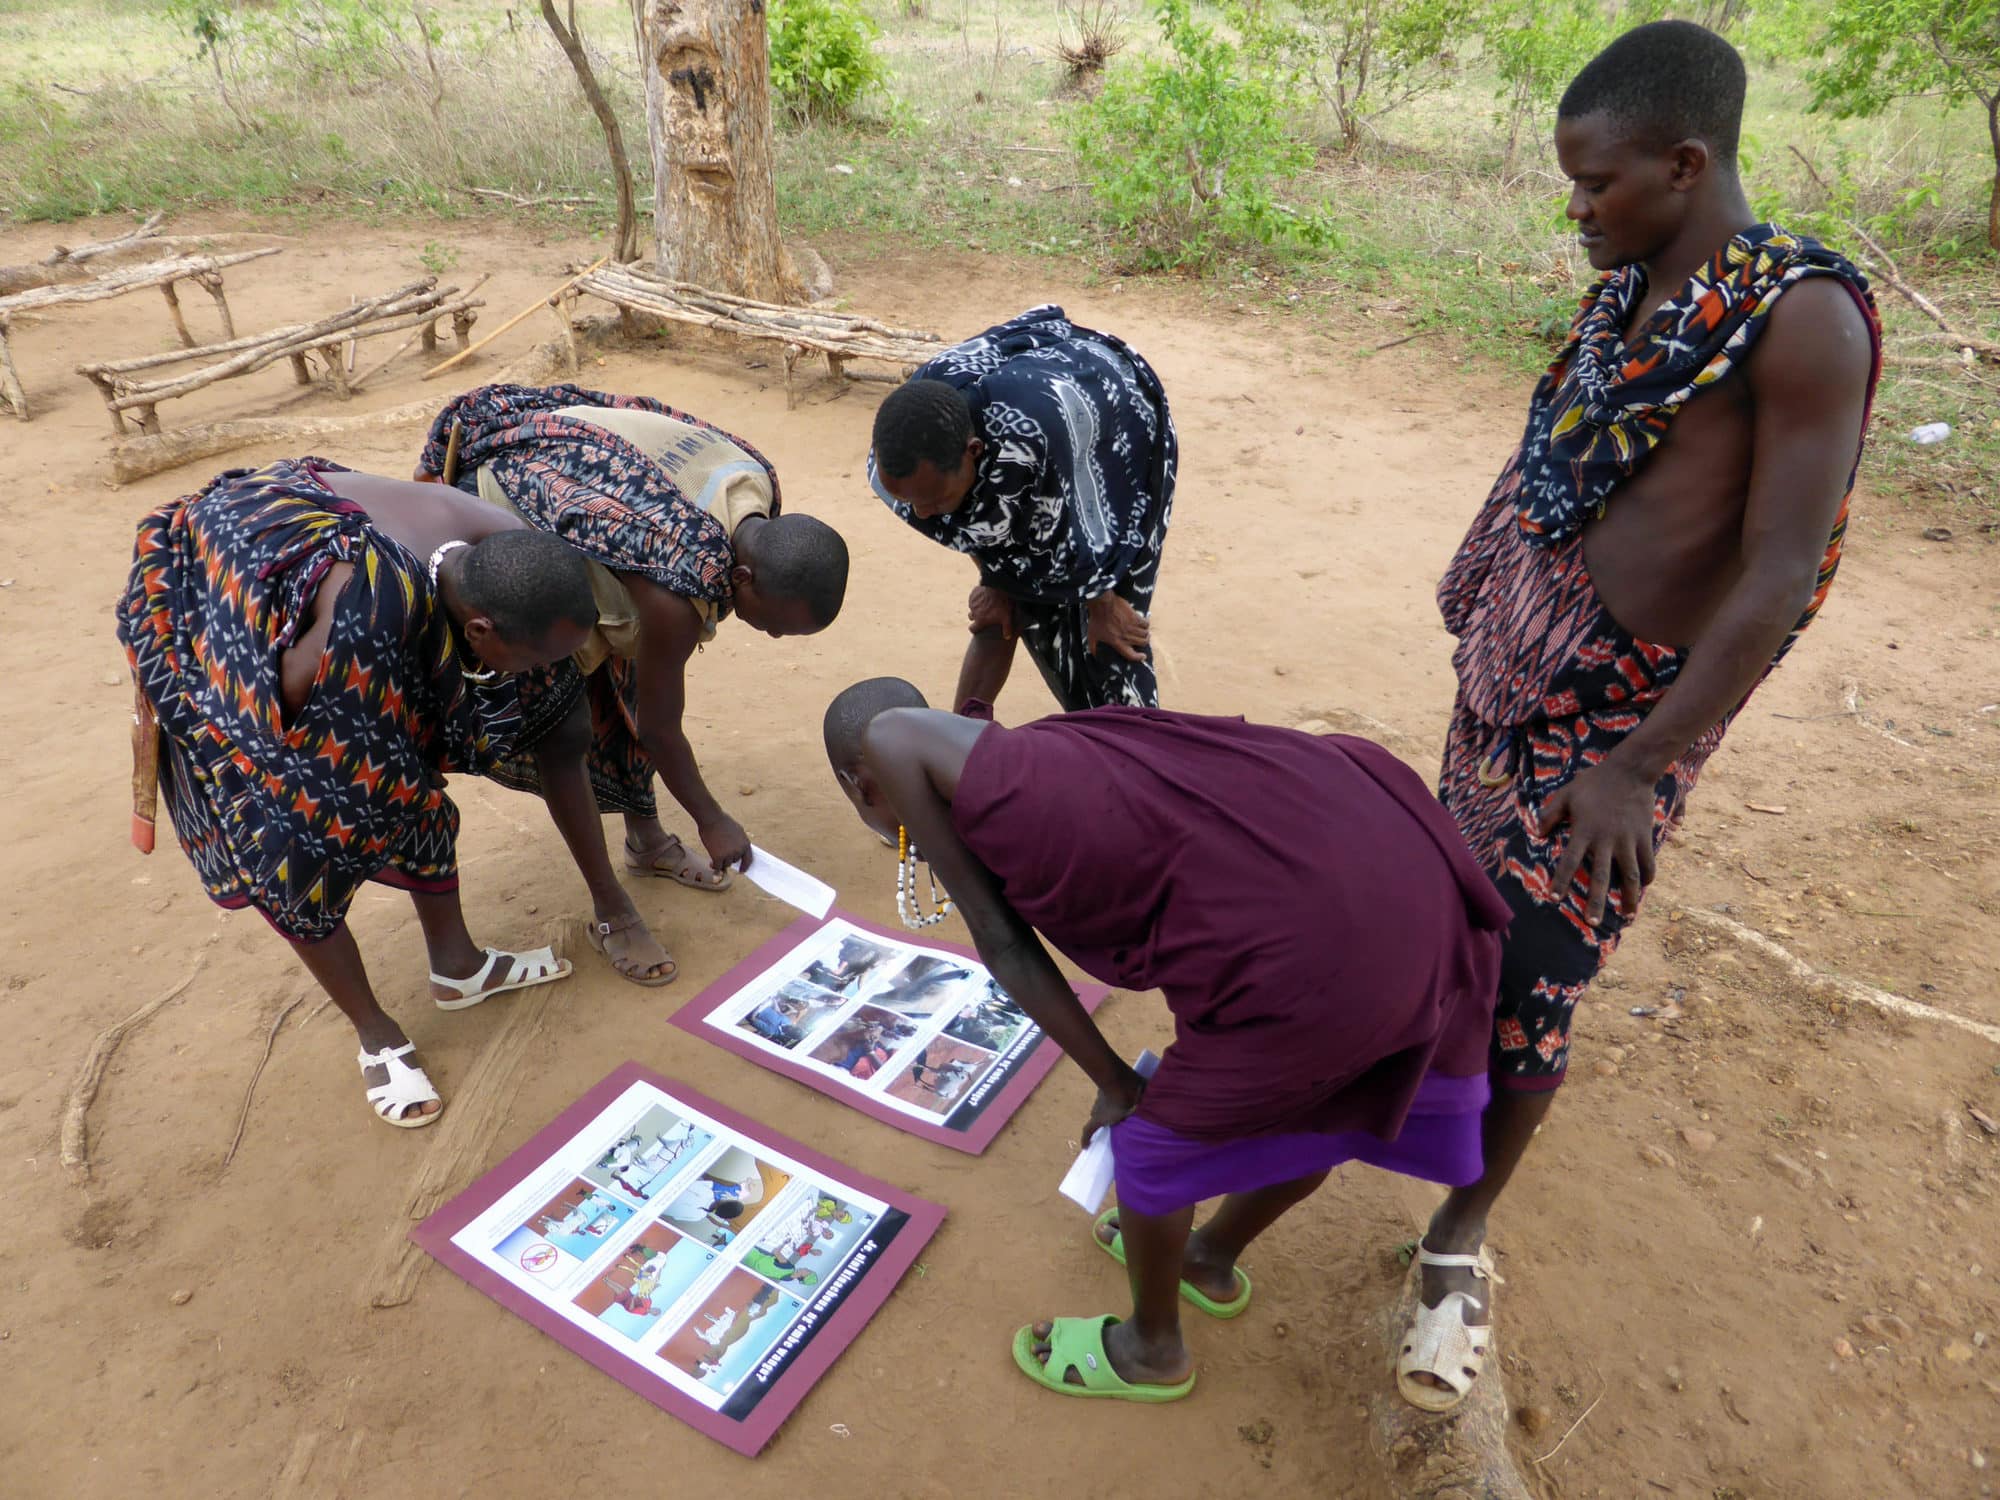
(1, 216), (1996, 1500)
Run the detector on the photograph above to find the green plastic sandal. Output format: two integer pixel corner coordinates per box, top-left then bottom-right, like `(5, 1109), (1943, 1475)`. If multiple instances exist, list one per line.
(1093, 1208), (1252, 1319)
(1011, 1314), (1196, 1403)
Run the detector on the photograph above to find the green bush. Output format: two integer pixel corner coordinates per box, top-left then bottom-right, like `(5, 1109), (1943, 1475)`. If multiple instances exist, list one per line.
(769, 0), (887, 122)
(1072, 0), (1330, 268)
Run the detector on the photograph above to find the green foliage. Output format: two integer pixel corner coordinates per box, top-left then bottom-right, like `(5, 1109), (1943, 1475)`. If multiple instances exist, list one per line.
(419, 239), (459, 274)
(1479, 0), (1610, 166)
(1807, 0), (2000, 247)
(1232, 0), (1475, 154)
(1073, 0), (1329, 267)
(769, 0), (887, 121)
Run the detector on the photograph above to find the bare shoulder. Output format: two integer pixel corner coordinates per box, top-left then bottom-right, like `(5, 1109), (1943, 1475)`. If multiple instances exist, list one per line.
(1748, 276), (1875, 403)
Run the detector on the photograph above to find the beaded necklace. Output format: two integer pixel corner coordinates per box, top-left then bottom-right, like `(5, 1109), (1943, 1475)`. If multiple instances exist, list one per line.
(895, 825), (954, 930)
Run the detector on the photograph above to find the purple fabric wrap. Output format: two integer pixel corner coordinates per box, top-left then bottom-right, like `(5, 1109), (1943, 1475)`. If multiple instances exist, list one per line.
(1110, 1072), (1490, 1216)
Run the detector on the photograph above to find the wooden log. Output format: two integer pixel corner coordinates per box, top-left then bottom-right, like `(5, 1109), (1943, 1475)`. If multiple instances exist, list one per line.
(577, 279), (934, 367)
(0, 325), (28, 420)
(0, 248), (282, 317)
(0, 213), (166, 295)
(581, 264), (942, 352)
(195, 269), (235, 340)
(588, 264), (940, 342)
(1369, 1266), (1533, 1500)
(159, 280), (194, 348)
(423, 257), (608, 380)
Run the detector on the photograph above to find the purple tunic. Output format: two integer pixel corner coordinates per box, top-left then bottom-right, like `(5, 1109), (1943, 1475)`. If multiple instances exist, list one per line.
(951, 708), (1511, 1145)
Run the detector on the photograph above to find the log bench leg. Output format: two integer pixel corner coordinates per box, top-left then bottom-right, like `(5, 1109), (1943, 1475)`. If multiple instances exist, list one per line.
(546, 295), (580, 375)
(136, 404), (161, 437)
(0, 324), (28, 420)
(451, 308), (476, 351)
(159, 280), (195, 348)
(421, 318), (440, 353)
(289, 353), (313, 386)
(194, 271), (235, 340)
(85, 372), (128, 434)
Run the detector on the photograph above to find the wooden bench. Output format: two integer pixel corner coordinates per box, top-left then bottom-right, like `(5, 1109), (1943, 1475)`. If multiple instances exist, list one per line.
(76, 277), (485, 435)
(0, 248), (283, 420)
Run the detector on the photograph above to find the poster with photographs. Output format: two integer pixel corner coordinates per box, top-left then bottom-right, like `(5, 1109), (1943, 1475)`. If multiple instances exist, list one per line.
(669, 910), (1109, 1154)
(412, 1062), (944, 1456)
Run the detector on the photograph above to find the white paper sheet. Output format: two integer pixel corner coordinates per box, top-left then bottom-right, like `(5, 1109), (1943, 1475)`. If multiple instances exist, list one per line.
(741, 845), (836, 919)
(1057, 1050), (1162, 1214)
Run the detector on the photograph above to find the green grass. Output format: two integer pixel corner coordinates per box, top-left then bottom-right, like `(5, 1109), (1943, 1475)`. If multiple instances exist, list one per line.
(1, 0), (1993, 508)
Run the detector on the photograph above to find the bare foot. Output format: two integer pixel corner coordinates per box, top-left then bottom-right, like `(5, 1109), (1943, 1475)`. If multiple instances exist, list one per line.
(1096, 1212), (1244, 1308)
(1025, 1316), (1192, 1386)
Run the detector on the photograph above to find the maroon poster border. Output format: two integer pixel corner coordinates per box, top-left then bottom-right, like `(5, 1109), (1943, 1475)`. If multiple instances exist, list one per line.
(410, 1060), (946, 1457)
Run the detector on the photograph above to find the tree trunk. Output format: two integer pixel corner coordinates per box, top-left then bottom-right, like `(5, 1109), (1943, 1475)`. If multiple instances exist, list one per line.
(1986, 94), (1999, 252)
(540, 0), (643, 263)
(642, 0), (800, 301)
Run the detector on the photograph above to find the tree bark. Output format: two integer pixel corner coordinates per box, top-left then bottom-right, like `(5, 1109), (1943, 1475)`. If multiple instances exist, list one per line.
(540, 0), (643, 263)
(642, 0), (800, 301)
(1985, 93), (1999, 252)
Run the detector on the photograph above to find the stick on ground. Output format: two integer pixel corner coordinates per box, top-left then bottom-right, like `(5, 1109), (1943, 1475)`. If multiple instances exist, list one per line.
(222, 993), (307, 1170)
(61, 944), (213, 1186)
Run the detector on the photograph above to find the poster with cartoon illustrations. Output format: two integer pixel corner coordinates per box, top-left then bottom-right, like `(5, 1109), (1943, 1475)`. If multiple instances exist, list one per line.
(413, 1063), (944, 1456)
(670, 910), (1109, 1154)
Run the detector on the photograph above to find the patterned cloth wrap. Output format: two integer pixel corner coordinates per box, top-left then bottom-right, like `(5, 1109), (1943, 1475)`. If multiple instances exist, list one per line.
(1437, 225), (1880, 1089)
(419, 383), (784, 815)
(870, 304), (1178, 710)
(115, 458), (522, 942)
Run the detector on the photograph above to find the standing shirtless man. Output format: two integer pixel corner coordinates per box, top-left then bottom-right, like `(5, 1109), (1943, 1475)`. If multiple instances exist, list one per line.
(1400, 21), (1880, 1409)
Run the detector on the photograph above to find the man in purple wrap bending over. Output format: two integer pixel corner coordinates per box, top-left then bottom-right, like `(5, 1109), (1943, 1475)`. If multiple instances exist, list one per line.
(822, 678), (1512, 1403)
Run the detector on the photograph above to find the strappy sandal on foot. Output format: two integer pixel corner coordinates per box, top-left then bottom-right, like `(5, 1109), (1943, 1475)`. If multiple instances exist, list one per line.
(623, 834), (733, 892)
(431, 945), (571, 1012)
(359, 1042), (442, 1129)
(1396, 1243), (1496, 1413)
(588, 912), (678, 987)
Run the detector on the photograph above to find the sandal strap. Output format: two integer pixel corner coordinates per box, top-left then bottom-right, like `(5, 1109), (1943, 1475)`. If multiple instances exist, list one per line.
(1415, 1243), (1492, 1277)
(595, 913), (645, 936)
(358, 1043), (439, 1115)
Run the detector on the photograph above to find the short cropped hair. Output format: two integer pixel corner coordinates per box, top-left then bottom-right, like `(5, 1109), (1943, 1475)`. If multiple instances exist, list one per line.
(1559, 21), (1747, 168)
(754, 513), (849, 628)
(823, 676), (928, 770)
(457, 530), (598, 643)
(713, 1200), (744, 1222)
(872, 379), (974, 481)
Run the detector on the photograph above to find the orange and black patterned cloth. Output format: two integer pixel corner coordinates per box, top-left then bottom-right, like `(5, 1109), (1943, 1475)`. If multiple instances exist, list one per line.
(418, 383), (781, 815)
(115, 459), (522, 942)
(1437, 225), (1880, 1090)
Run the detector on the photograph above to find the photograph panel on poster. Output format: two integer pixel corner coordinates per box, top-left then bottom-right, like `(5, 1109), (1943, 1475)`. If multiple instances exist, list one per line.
(656, 1146), (792, 1247)
(804, 1004), (920, 1080)
(581, 1103), (714, 1200)
(571, 1222), (718, 1342)
(879, 1036), (1001, 1116)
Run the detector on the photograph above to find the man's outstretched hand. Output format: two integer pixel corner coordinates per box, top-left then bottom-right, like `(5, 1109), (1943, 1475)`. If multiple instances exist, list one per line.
(698, 814), (753, 874)
(1537, 760), (1659, 927)
(967, 585), (1016, 639)
(1086, 592), (1150, 662)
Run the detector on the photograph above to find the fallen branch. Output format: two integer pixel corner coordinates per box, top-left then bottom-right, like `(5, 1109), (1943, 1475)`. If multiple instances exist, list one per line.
(466, 187), (603, 207)
(61, 945), (212, 1185)
(1680, 908), (2000, 1047)
(222, 994), (306, 1170)
(1788, 146), (2000, 366)
(0, 213), (166, 296)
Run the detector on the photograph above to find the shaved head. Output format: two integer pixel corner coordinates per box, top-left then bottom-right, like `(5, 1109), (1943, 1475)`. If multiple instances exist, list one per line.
(823, 676), (929, 771)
